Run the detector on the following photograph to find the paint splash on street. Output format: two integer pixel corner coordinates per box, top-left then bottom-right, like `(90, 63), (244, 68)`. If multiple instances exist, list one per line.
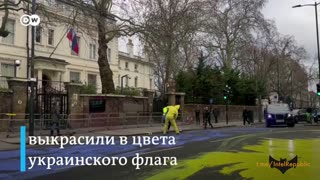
(144, 138), (320, 180)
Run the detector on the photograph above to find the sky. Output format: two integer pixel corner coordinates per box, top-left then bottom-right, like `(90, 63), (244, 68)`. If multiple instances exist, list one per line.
(263, 0), (320, 90)
(263, 0), (318, 64)
(121, 0), (319, 60)
(119, 0), (319, 73)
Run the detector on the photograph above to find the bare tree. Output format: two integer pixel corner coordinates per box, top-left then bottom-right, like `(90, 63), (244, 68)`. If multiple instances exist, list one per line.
(131, 0), (204, 92)
(306, 56), (318, 82)
(267, 35), (307, 101)
(304, 56), (318, 107)
(202, 0), (268, 71)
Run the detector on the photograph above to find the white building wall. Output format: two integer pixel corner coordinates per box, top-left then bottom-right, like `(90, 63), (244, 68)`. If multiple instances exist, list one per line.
(0, 9), (155, 93)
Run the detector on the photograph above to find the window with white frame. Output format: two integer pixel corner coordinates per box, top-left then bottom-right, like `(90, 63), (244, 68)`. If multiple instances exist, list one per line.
(89, 43), (96, 59)
(149, 79), (153, 89)
(88, 74), (97, 87)
(134, 64), (138, 72)
(0, 63), (15, 77)
(125, 77), (129, 87)
(35, 26), (42, 43)
(2, 19), (15, 44)
(108, 48), (111, 62)
(70, 71), (80, 83)
(134, 76), (138, 87)
(48, 29), (54, 46)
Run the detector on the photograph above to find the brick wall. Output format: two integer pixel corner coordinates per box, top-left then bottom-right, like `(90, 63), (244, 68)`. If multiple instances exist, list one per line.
(67, 95), (149, 128)
(0, 90), (13, 131)
(183, 104), (262, 122)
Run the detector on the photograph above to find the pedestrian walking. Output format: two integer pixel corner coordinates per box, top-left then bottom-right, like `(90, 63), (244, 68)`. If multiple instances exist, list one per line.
(50, 107), (61, 136)
(195, 106), (200, 125)
(243, 108), (250, 125)
(6, 113), (16, 138)
(314, 109), (318, 123)
(213, 108), (220, 123)
(203, 107), (213, 129)
(163, 105), (180, 135)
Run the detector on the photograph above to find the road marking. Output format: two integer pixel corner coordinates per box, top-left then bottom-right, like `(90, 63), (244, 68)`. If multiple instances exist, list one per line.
(56, 166), (72, 171)
(210, 129), (320, 143)
(139, 146), (184, 155)
(210, 134), (256, 143)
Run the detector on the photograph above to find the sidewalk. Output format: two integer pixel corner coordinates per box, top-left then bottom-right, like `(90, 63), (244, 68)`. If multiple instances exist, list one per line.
(0, 121), (250, 145)
(94, 121), (242, 136)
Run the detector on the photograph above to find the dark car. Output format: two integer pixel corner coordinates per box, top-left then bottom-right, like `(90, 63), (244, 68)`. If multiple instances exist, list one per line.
(292, 109), (307, 123)
(312, 108), (320, 123)
(265, 104), (295, 127)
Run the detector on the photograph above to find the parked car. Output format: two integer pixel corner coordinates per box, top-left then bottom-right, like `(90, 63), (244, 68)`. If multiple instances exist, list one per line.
(265, 103), (295, 127)
(292, 109), (307, 123)
(312, 108), (320, 123)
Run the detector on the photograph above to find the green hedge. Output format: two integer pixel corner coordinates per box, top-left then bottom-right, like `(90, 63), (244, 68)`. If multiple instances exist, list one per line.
(114, 86), (141, 96)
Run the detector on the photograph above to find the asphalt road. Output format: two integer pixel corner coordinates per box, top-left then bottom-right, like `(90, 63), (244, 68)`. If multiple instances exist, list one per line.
(1, 124), (320, 180)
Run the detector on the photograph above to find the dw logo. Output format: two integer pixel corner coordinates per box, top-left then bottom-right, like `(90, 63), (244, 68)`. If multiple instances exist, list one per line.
(20, 14), (41, 26)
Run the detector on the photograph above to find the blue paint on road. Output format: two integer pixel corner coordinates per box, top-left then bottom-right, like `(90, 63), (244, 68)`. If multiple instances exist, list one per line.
(0, 127), (266, 180)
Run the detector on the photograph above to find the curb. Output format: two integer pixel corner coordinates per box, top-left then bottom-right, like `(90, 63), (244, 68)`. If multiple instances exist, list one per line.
(0, 132), (77, 145)
(0, 139), (22, 145)
(105, 124), (238, 136)
(304, 124), (320, 126)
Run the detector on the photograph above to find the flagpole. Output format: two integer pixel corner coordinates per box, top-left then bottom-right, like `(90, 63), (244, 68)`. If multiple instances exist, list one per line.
(49, 10), (79, 58)
(49, 26), (70, 58)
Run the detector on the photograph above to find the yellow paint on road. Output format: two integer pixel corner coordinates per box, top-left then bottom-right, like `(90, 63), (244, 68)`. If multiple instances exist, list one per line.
(143, 130), (320, 180)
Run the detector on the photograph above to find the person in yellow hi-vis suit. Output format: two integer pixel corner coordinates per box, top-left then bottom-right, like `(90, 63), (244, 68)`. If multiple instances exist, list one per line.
(162, 106), (168, 123)
(163, 105), (180, 135)
(162, 106), (171, 130)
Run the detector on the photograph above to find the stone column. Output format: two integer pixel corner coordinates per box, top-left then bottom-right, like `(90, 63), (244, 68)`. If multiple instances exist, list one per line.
(167, 93), (175, 106)
(7, 79), (28, 116)
(37, 69), (42, 89)
(143, 89), (155, 112)
(65, 83), (84, 129)
(142, 89), (154, 124)
(61, 71), (66, 82)
(65, 83), (83, 114)
(179, 93), (186, 121)
(165, 92), (185, 121)
(57, 71), (62, 90)
(179, 93), (185, 112)
(0, 89), (13, 131)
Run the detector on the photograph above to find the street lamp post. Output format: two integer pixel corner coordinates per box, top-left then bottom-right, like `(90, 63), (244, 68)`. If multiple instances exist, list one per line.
(14, 60), (21, 78)
(293, 2), (320, 82)
(224, 85), (231, 125)
(28, 0), (36, 136)
(277, 56), (280, 102)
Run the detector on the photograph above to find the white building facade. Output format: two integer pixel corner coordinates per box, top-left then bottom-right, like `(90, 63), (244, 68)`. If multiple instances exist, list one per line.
(0, 1), (154, 93)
